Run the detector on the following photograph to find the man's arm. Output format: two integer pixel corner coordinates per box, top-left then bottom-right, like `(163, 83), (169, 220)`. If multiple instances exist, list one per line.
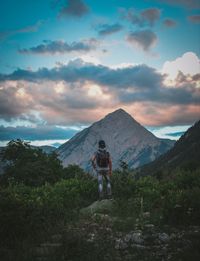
(91, 154), (96, 170)
(109, 157), (112, 176)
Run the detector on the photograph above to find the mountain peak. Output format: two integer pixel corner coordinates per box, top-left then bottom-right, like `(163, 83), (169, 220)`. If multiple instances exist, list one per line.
(113, 108), (127, 114)
(107, 108), (131, 117)
(103, 108), (137, 123)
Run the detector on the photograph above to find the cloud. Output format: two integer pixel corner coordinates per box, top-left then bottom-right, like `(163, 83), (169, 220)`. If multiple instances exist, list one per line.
(154, 0), (200, 9)
(97, 23), (123, 36)
(0, 81), (35, 120)
(0, 57), (199, 126)
(0, 125), (77, 141)
(163, 18), (177, 27)
(162, 52), (200, 80)
(126, 102), (200, 126)
(19, 39), (98, 55)
(141, 8), (161, 26)
(118, 72), (200, 105)
(147, 125), (189, 139)
(165, 131), (185, 137)
(126, 30), (157, 52)
(188, 15), (200, 23)
(59, 0), (89, 18)
(0, 21), (43, 41)
(122, 8), (161, 27)
(0, 59), (163, 89)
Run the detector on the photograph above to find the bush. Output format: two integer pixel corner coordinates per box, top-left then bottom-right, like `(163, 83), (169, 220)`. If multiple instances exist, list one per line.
(62, 164), (90, 180)
(111, 169), (200, 227)
(0, 176), (98, 247)
(112, 170), (136, 199)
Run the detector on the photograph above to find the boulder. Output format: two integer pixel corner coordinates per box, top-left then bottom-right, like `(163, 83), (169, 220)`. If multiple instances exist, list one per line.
(80, 199), (115, 216)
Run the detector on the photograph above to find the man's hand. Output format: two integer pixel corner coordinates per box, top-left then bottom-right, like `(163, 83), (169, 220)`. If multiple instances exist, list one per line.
(109, 158), (112, 177)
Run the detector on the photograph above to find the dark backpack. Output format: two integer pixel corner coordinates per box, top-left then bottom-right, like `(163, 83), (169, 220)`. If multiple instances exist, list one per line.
(96, 150), (110, 168)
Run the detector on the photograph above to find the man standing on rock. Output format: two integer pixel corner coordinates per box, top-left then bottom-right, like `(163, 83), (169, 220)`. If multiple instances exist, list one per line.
(91, 140), (112, 200)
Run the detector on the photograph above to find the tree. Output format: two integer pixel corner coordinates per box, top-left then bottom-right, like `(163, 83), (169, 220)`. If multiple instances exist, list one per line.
(119, 160), (129, 172)
(0, 139), (63, 186)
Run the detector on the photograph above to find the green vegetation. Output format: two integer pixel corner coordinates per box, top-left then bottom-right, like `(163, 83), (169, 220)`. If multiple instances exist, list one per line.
(0, 140), (200, 260)
(0, 140), (63, 186)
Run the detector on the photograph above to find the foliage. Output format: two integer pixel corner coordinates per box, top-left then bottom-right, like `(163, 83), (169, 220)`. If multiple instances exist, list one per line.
(112, 170), (136, 199)
(0, 140), (199, 259)
(62, 164), (90, 180)
(0, 177), (97, 248)
(112, 168), (200, 229)
(0, 139), (63, 186)
(119, 160), (129, 172)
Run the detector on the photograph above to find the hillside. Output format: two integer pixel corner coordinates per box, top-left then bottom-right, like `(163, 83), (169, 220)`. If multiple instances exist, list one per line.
(140, 120), (200, 176)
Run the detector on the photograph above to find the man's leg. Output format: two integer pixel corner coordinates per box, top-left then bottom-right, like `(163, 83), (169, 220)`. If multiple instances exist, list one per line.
(97, 174), (104, 200)
(104, 173), (112, 198)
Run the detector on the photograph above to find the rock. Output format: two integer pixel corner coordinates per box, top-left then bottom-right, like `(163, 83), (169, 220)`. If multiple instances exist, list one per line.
(115, 239), (128, 250)
(124, 233), (132, 243)
(87, 233), (96, 242)
(124, 231), (144, 244)
(144, 224), (155, 228)
(80, 199), (114, 215)
(144, 224), (155, 231)
(158, 233), (170, 243)
(174, 204), (182, 208)
(131, 243), (147, 249)
(93, 213), (112, 223)
(50, 234), (62, 242)
(170, 233), (176, 239)
(142, 212), (150, 218)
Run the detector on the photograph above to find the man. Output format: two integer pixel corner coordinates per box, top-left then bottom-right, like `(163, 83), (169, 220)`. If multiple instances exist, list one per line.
(91, 140), (112, 200)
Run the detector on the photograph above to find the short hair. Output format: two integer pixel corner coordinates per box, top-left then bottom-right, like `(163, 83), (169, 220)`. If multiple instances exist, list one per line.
(98, 140), (106, 148)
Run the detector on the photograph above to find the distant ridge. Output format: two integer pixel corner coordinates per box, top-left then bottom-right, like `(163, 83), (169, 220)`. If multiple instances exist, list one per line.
(57, 109), (175, 171)
(140, 120), (200, 176)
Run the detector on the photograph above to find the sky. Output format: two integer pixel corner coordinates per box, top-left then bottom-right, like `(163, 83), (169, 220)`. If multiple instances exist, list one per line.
(0, 0), (200, 147)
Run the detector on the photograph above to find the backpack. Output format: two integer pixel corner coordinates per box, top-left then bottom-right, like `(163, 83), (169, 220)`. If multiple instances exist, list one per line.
(96, 150), (110, 168)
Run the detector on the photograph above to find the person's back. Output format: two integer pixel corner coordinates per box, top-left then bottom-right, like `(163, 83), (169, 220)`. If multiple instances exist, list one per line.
(91, 140), (112, 200)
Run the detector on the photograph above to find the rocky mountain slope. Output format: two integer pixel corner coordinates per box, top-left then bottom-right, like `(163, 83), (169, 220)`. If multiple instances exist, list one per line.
(140, 120), (200, 176)
(57, 109), (175, 171)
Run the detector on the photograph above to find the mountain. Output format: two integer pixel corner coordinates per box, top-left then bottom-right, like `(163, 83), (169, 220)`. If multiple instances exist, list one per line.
(140, 120), (200, 176)
(36, 145), (56, 154)
(57, 109), (175, 171)
(30, 145), (56, 154)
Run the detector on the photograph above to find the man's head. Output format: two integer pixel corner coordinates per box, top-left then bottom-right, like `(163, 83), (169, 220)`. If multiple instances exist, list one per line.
(98, 140), (106, 149)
